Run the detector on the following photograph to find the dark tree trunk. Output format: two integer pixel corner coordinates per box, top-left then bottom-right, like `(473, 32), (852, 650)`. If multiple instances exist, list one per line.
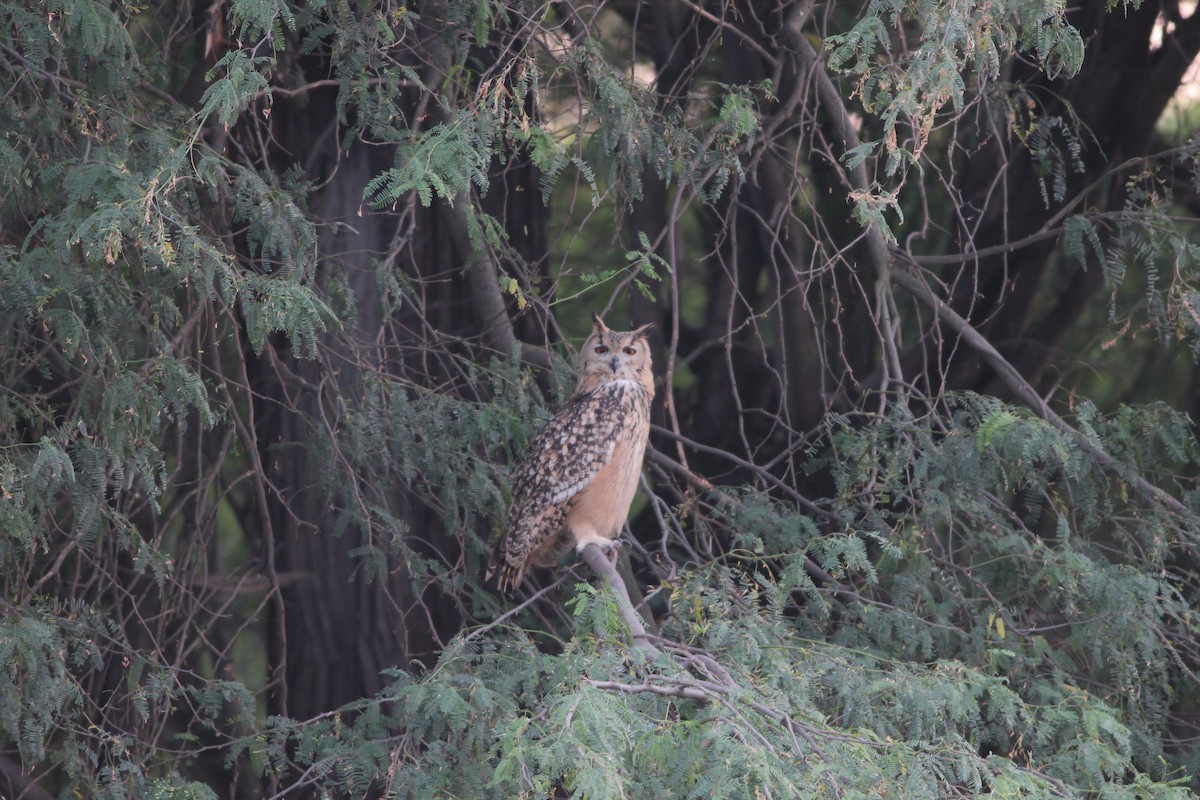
(251, 37), (550, 725)
(253, 93), (437, 719)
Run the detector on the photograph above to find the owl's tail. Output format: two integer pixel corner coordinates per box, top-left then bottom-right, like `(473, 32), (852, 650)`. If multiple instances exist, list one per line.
(488, 525), (573, 594)
(485, 539), (526, 594)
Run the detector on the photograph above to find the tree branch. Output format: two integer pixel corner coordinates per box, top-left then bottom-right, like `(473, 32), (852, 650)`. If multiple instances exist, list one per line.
(579, 543), (659, 653)
(891, 266), (1197, 523)
(784, 14), (889, 277)
(463, 575), (569, 643)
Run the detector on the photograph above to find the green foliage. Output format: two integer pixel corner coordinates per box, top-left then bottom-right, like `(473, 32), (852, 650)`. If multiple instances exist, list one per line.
(0, 605), (92, 763)
(366, 113), (496, 208)
(814, 395), (1200, 775)
(566, 39), (756, 203)
(2, 0), (1199, 798)
(571, 231), (672, 301)
(623, 231), (672, 300)
(223, 386), (1199, 798)
(361, 28), (759, 217)
(239, 505), (1197, 799)
(827, 0), (1085, 224)
(1064, 214), (1109, 274)
(1101, 158), (1200, 356)
(0, 0), (336, 792)
(228, 0), (297, 45)
(144, 779), (219, 800)
(200, 51), (271, 127)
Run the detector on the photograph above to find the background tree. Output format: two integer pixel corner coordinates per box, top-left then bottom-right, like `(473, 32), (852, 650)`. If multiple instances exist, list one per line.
(3, 0), (1200, 797)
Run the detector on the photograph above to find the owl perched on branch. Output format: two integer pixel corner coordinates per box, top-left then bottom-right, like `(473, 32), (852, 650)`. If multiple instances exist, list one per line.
(488, 315), (655, 593)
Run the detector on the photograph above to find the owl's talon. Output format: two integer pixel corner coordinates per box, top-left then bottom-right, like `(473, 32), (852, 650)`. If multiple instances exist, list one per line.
(602, 539), (622, 563)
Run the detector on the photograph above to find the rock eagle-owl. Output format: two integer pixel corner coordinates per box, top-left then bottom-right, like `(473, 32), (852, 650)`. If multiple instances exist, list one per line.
(487, 315), (654, 592)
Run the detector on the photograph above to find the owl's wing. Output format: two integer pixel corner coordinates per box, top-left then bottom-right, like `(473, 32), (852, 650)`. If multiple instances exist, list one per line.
(513, 389), (631, 506)
(488, 386), (632, 591)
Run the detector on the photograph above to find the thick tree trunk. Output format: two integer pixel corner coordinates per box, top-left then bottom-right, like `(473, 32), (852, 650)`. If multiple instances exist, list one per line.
(253, 66), (549, 727)
(254, 87), (457, 722)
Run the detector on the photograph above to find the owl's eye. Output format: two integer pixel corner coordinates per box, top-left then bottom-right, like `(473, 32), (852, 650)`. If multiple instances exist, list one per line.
(623, 346), (637, 356)
(594, 345), (609, 355)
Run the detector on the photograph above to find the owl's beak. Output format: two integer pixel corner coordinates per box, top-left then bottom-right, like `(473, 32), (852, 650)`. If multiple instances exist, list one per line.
(609, 356), (620, 372)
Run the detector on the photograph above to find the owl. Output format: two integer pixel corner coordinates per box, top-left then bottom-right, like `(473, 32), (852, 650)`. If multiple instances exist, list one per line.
(487, 314), (655, 593)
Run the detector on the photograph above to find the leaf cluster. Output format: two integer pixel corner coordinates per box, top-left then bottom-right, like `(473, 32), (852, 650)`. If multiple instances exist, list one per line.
(826, 0), (1085, 228)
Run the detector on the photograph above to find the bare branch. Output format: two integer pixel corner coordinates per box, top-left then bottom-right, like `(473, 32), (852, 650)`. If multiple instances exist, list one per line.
(891, 266), (1197, 523)
(579, 543), (659, 653)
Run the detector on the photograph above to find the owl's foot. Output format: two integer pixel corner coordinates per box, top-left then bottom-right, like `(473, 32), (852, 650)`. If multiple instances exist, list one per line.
(575, 534), (621, 562)
(598, 538), (622, 563)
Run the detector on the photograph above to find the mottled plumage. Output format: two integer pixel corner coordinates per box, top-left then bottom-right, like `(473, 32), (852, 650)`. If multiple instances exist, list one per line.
(488, 315), (654, 592)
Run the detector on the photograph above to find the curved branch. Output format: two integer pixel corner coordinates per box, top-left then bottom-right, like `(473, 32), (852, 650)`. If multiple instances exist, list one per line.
(784, 13), (889, 277)
(445, 202), (518, 355)
(579, 543), (659, 653)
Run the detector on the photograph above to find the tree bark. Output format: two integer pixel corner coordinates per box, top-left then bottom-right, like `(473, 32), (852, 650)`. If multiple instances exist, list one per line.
(254, 110), (429, 718)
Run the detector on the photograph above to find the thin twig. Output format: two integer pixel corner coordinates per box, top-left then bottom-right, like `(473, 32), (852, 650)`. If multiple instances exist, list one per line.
(463, 575), (568, 643)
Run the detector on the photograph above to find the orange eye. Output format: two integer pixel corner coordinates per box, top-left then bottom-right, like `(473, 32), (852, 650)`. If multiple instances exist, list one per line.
(594, 345), (609, 354)
(623, 347), (637, 355)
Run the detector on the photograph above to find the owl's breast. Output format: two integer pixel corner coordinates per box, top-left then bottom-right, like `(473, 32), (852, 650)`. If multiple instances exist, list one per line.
(564, 388), (650, 541)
